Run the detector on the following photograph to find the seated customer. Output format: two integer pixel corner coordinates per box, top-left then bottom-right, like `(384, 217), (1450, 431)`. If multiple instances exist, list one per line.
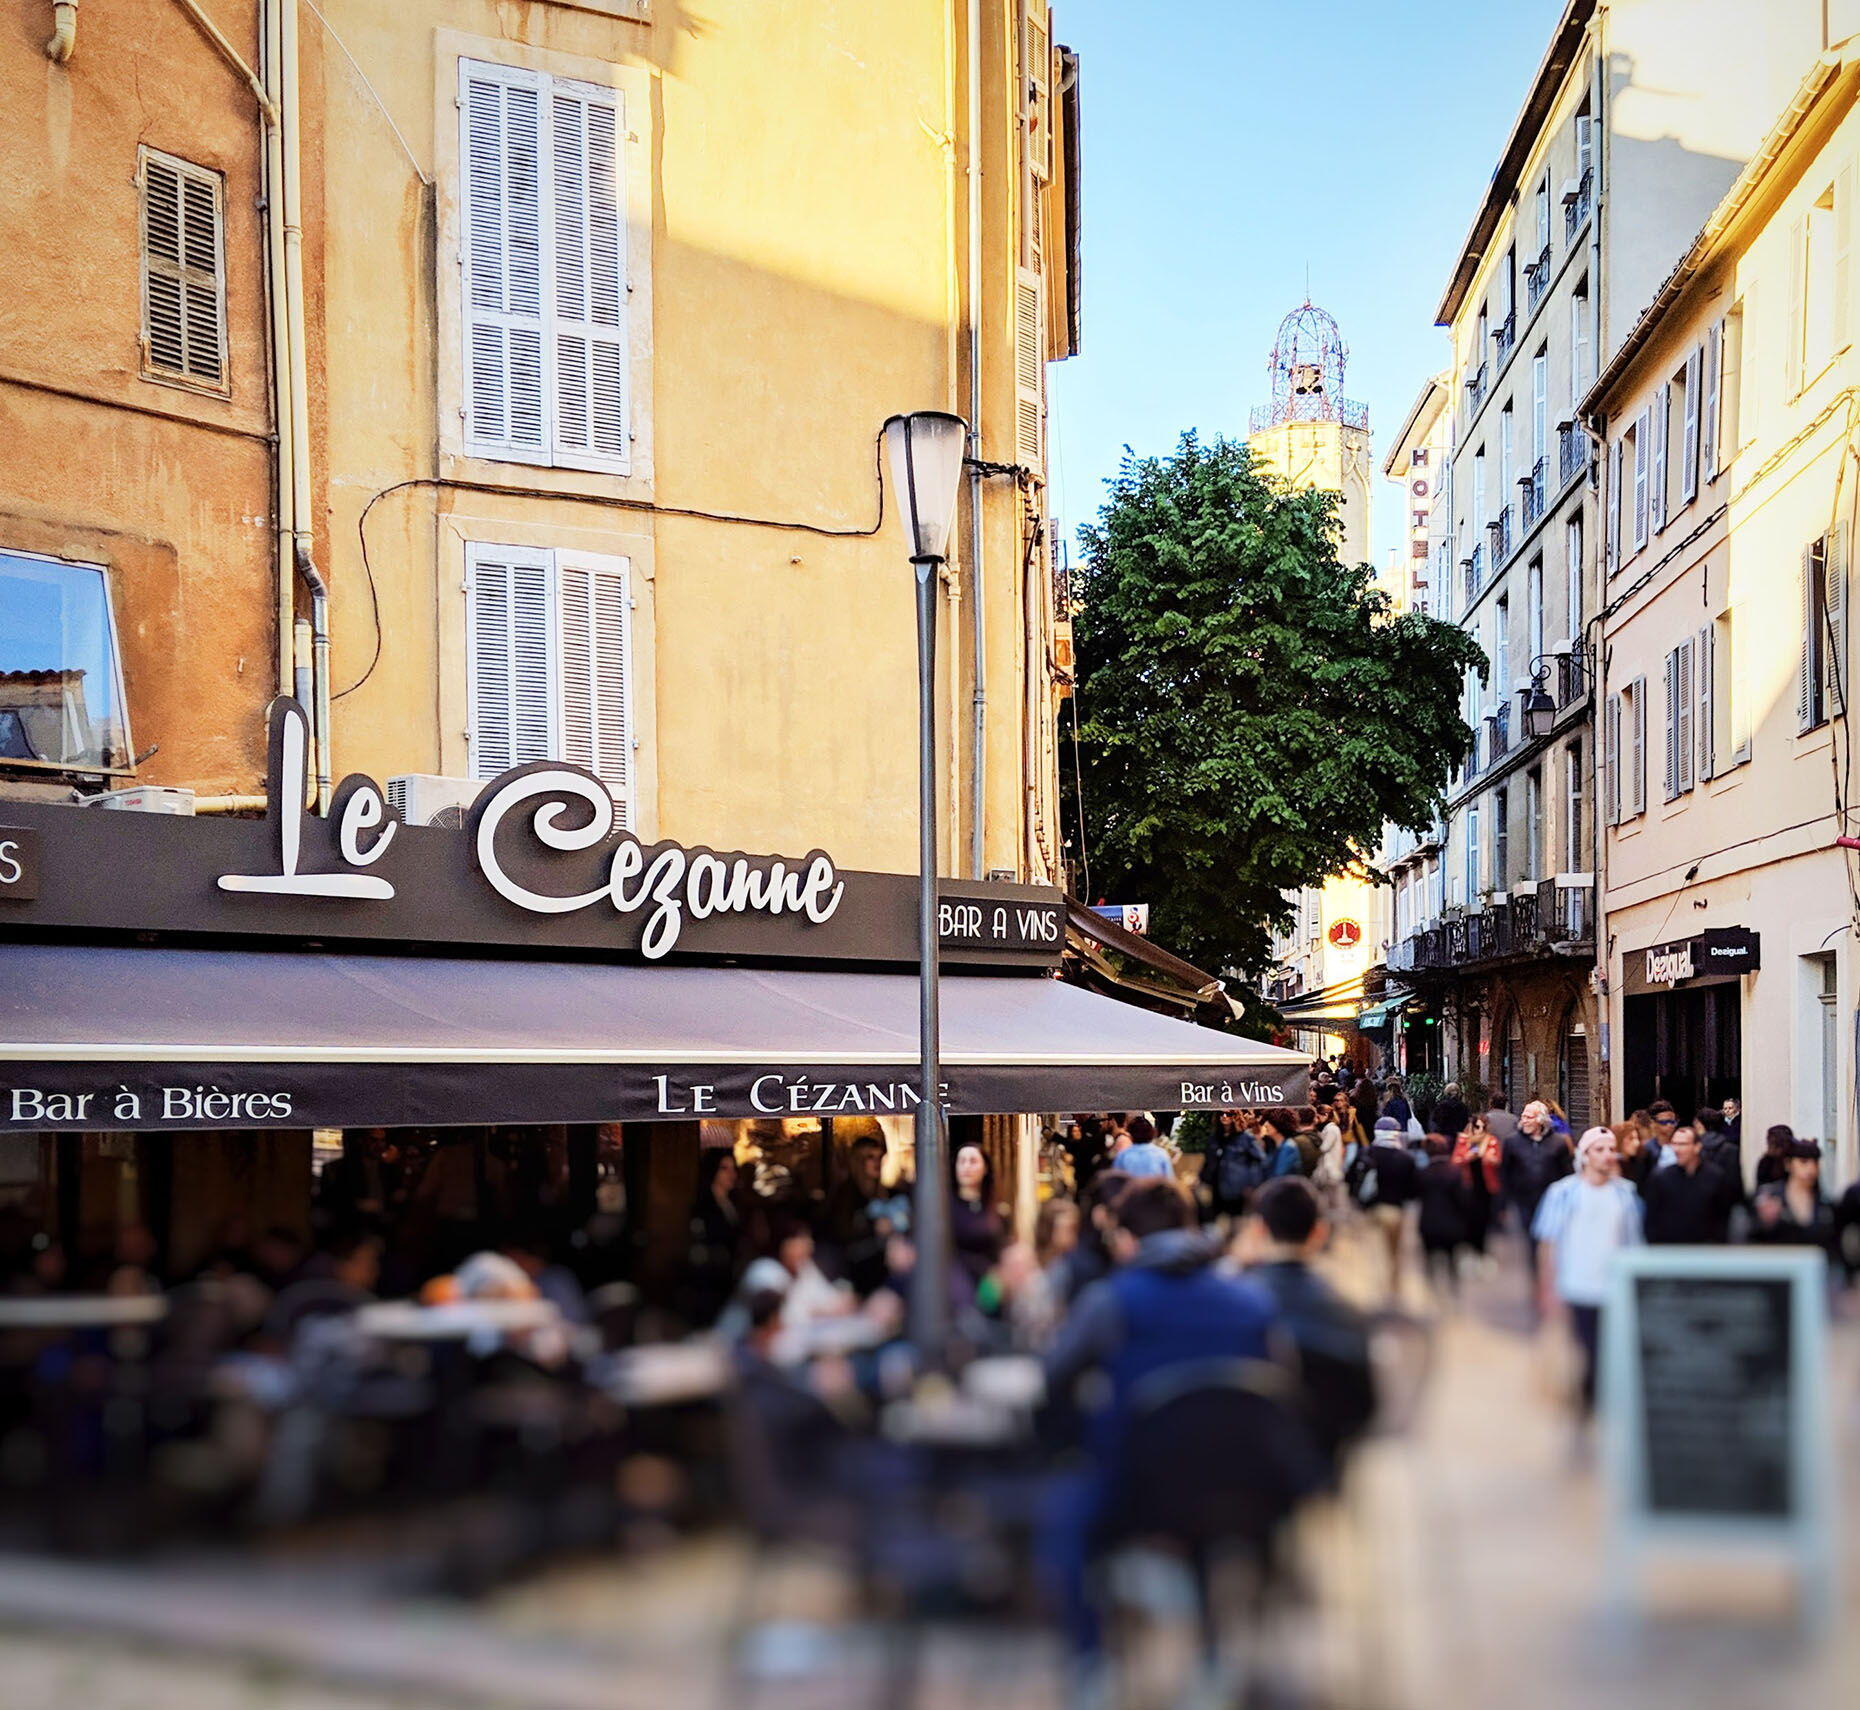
(1241, 1178), (1376, 1465)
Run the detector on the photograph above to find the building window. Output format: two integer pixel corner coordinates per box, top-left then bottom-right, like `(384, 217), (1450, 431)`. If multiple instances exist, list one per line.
(1564, 738), (1585, 869)
(1799, 529), (1848, 733)
(1465, 802), (1481, 899)
(139, 149), (226, 388)
(1605, 679), (1648, 823)
(1523, 767), (1542, 881)
(1494, 594), (1511, 700)
(1629, 409), (1650, 550)
(1526, 558), (1544, 675)
(1710, 609), (1749, 768)
(1565, 517), (1583, 643)
(0, 551), (132, 773)
(466, 543), (635, 821)
(1795, 180), (1844, 391)
(1492, 786), (1510, 888)
(1663, 636), (1697, 798)
(1531, 349), (1548, 473)
(458, 60), (631, 473)
(1679, 345), (1702, 505)
(1570, 284), (1592, 409)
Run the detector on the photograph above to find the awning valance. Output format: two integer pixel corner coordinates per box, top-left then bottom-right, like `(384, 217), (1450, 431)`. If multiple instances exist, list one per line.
(0, 944), (1310, 1130)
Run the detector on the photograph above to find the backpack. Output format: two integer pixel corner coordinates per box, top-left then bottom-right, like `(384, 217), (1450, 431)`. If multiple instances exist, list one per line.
(1215, 1134), (1271, 1206)
(1346, 1146), (1379, 1208)
(1293, 1133), (1320, 1177)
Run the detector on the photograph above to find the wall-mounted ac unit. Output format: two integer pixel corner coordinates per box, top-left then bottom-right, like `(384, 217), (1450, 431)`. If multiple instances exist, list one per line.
(386, 774), (483, 829)
(84, 786), (196, 816)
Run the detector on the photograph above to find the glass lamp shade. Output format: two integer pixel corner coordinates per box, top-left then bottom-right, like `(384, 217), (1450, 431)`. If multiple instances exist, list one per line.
(883, 411), (970, 561)
(1522, 686), (1557, 740)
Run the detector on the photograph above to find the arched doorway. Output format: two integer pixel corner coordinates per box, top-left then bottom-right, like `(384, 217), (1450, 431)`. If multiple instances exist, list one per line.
(1558, 1004), (1592, 1130)
(1501, 1009), (1527, 1112)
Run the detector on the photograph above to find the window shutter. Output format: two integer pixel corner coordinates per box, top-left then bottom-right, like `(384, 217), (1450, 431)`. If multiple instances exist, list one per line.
(556, 555), (634, 826)
(467, 546), (554, 778)
(1608, 438), (1623, 572)
(1675, 637), (1695, 793)
(550, 84), (629, 469)
(1698, 623), (1715, 782)
(461, 66), (549, 459)
(1681, 349), (1701, 503)
(1702, 321), (1721, 478)
(1826, 521), (1848, 714)
(1650, 385), (1669, 531)
(1801, 542), (1821, 731)
(1663, 649), (1679, 800)
(1787, 214), (1805, 396)
(1015, 267), (1044, 467)
(1604, 693), (1621, 825)
(1630, 678), (1647, 815)
(140, 151), (225, 384)
(1631, 410), (1650, 548)
(1837, 164), (1854, 352)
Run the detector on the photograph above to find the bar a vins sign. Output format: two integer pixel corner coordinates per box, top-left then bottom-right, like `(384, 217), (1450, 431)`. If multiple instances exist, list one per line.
(0, 699), (1066, 969)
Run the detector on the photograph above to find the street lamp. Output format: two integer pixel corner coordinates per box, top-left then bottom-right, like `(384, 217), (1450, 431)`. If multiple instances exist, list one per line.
(882, 409), (970, 1359)
(1521, 675), (1558, 741)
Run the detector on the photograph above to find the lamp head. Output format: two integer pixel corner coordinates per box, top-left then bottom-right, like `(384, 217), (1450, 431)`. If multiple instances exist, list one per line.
(883, 412), (970, 562)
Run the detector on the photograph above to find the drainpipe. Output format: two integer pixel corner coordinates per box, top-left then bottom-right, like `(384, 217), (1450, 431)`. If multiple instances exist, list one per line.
(965, 0), (987, 877)
(43, 1), (76, 62)
(943, 565), (962, 871)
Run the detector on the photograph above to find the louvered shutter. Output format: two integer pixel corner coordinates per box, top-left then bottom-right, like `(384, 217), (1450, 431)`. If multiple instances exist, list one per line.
(1701, 321), (1720, 478)
(1675, 637), (1695, 794)
(141, 151), (225, 385)
(1650, 386), (1669, 531)
(1630, 678), (1647, 815)
(1631, 410), (1649, 548)
(1015, 267), (1044, 467)
(461, 65), (549, 459)
(1801, 542), (1821, 730)
(556, 554), (634, 826)
(467, 546), (553, 778)
(1663, 649), (1679, 800)
(1698, 624), (1716, 782)
(1837, 164), (1854, 352)
(1608, 439), (1623, 572)
(1787, 215), (1805, 396)
(1604, 696), (1620, 826)
(550, 83), (629, 470)
(1827, 522), (1848, 715)
(1681, 349), (1701, 503)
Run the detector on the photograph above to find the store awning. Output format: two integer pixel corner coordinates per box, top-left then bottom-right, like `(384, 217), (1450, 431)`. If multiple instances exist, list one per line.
(0, 943), (1310, 1131)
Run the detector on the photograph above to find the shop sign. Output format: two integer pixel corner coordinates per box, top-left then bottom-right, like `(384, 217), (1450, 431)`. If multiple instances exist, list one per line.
(1625, 927), (1761, 995)
(0, 698), (1065, 970)
(1327, 918), (1363, 949)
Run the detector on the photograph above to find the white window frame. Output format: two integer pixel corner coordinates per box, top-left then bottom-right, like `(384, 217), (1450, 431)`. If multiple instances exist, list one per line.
(1631, 410), (1650, 550)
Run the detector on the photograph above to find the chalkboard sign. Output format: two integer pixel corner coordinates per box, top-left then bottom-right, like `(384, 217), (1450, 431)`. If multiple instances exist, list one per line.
(1603, 1248), (1836, 1629)
(1634, 1274), (1792, 1519)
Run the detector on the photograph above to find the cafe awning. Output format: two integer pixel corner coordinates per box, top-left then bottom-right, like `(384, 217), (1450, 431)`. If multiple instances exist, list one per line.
(0, 942), (1310, 1131)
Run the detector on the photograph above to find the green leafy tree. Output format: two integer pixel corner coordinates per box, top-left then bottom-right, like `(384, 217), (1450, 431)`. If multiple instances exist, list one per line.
(1067, 432), (1486, 986)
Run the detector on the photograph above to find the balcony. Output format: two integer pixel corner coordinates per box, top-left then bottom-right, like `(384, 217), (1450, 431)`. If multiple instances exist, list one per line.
(1563, 167), (1594, 243)
(1557, 419), (1589, 486)
(1399, 877), (1593, 975)
(1487, 505), (1511, 564)
(1488, 702), (1511, 762)
(1555, 650), (1587, 708)
(1519, 459), (1545, 529)
(1494, 308), (1517, 366)
(1461, 542), (1485, 608)
(1467, 360), (1489, 418)
(1524, 242), (1552, 314)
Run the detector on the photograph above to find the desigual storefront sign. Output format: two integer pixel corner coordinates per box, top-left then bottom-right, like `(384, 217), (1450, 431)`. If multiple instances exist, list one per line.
(1624, 927), (1762, 995)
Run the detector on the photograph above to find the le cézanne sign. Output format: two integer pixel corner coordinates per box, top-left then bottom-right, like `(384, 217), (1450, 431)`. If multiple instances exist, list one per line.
(0, 699), (1064, 970)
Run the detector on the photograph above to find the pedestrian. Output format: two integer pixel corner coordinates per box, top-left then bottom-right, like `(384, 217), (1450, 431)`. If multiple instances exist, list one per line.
(950, 1142), (1008, 1300)
(1262, 1108), (1306, 1178)
(1755, 1123), (1795, 1187)
(1113, 1115), (1177, 1180)
(1645, 1101), (1680, 1165)
(1355, 1116), (1420, 1298)
(1431, 1081), (1472, 1148)
(1541, 1097), (1573, 1139)
(1450, 1112), (1499, 1256)
(1202, 1110), (1272, 1222)
(1500, 1099), (1573, 1261)
(1750, 1140), (1837, 1262)
(1415, 1135), (1475, 1298)
(1482, 1091), (1520, 1147)
(1639, 1124), (1739, 1244)
(1532, 1127), (1644, 1413)
(1614, 1118), (1656, 1191)
(1694, 1106), (1740, 1181)
(1381, 1077), (1414, 1131)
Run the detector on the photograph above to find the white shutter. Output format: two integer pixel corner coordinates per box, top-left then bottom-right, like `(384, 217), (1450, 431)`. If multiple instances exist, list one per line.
(1608, 438), (1623, 572)
(1827, 522), (1848, 715)
(1702, 320), (1721, 478)
(1837, 163), (1854, 352)
(1681, 348), (1701, 503)
(466, 545), (554, 778)
(1787, 214), (1805, 397)
(1697, 623), (1715, 782)
(1604, 696), (1620, 826)
(1675, 637), (1695, 793)
(1015, 266), (1044, 467)
(549, 83), (629, 470)
(556, 554), (634, 826)
(1630, 677), (1647, 815)
(1650, 385), (1669, 531)
(461, 64), (549, 459)
(1663, 649), (1679, 800)
(1631, 410), (1650, 548)
(140, 150), (225, 385)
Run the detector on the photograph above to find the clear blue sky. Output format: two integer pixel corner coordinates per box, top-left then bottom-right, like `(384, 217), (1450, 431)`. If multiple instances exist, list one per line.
(1047, 0), (1566, 567)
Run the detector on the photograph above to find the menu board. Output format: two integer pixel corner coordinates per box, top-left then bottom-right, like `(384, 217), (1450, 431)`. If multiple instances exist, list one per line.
(1633, 1274), (1792, 1519)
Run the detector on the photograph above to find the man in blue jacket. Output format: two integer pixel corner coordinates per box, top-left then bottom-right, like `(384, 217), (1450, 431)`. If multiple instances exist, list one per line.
(1039, 1178), (1278, 1682)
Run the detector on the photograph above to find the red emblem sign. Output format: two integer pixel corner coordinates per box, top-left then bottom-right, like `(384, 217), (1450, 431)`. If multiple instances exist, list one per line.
(1327, 918), (1362, 948)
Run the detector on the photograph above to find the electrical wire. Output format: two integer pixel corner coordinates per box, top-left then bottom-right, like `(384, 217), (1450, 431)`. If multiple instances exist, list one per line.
(336, 433), (890, 700)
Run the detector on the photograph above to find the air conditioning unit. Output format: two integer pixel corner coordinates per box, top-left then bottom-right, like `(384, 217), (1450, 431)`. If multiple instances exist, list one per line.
(386, 774), (483, 829)
(84, 786), (196, 816)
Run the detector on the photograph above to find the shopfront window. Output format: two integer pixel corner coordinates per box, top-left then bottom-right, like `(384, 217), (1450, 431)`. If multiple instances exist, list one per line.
(0, 552), (131, 772)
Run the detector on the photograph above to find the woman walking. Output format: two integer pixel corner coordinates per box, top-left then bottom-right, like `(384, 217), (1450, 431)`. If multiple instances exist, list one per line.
(1532, 1127), (1643, 1414)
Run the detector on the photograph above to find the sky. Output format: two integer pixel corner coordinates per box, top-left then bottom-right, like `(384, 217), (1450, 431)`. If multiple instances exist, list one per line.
(1046, 0), (1567, 568)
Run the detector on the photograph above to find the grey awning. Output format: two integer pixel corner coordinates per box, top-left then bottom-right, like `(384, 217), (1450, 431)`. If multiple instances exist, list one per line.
(0, 943), (1310, 1130)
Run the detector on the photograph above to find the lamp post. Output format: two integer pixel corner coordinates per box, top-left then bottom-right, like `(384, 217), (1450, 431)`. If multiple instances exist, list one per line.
(882, 411), (970, 1359)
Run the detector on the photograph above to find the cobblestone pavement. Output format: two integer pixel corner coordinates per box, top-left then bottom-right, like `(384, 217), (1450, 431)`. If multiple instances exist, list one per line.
(0, 1224), (1856, 1709)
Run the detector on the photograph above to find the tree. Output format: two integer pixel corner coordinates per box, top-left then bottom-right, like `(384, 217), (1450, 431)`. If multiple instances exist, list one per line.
(1067, 432), (1486, 984)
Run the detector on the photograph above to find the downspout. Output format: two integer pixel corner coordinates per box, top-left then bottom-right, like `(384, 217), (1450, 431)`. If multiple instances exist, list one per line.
(43, 1), (77, 63)
(944, 565), (962, 870)
(965, 0), (987, 877)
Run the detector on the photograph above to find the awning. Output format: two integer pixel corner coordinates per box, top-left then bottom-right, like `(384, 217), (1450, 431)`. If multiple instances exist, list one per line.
(0, 943), (1310, 1131)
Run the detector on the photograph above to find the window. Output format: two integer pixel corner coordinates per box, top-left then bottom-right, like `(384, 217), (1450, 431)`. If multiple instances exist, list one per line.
(1570, 285), (1592, 408)
(1500, 405), (1514, 495)
(1702, 319), (1721, 477)
(1495, 595), (1511, 699)
(1526, 559), (1544, 671)
(1630, 409), (1650, 550)
(1663, 636), (1696, 798)
(1628, 676), (1647, 815)
(1607, 680), (1647, 822)
(1607, 438), (1623, 573)
(1465, 802), (1481, 898)
(1493, 787), (1510, 888)
(1565, 517), (1583, 642)
(1719, 300), (1745, 462)
(0, 551), (132, 772)
(1564, 739), (1585, 869)
(459, 61), (631, 472)
(1791, 177), (1848, 391)
(1524, 768), (1542, 881)
(139, 149), (226, 387)
(1604, 693), (1621, 825)
(1531, 350), (1548, 472)
(1711, 610), (1750, 768)
(1575, 111), (1594, 181)
(1649, 385), (1669, 533)
(1535, 174), (1551, 253)
(1799, 528), (1848, 733)
(1477, 304), (1490, 367)
(466, 543), (635, 820)
(1472, 448), (1487, 533)
(1680, 346), (1702, 505)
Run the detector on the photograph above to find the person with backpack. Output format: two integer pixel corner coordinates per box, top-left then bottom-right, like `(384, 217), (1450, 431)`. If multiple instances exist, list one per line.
(1202, 1110), (1271, 1223)
(1354, 1116), (1420, 1298)
(1262, 1108), (1306, 1178)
